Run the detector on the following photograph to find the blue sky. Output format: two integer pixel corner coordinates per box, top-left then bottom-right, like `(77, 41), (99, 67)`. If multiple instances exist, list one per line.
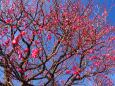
(100, 0), (115, 25)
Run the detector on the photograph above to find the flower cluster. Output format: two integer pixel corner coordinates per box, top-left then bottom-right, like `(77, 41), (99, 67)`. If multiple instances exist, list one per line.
(32, 49), (39, 58)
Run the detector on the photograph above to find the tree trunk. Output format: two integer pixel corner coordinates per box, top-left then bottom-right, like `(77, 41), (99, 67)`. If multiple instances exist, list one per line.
(4, 59), (12, 86)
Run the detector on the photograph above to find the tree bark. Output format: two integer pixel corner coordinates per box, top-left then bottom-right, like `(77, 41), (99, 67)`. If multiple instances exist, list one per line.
(21, 82), (34, 86)
(4, 59), (12, 86)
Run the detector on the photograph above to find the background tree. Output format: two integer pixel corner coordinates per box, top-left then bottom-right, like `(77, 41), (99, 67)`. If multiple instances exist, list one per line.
(0, 0), (114, 86)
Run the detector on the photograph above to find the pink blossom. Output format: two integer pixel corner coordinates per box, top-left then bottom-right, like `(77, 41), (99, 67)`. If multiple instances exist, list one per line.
(103, 9), (108, 17)
(8, 9), (14, 14)
(24, 48), (29, 52)
(47, 34), (51, 40)
(6, 19), (12, 23)
(65, 70), (71, 74)
(12, 39), (17, 44)
(18, 54), (22, 60)
(73, 71), (79, 75)
(94, 61), (100, 66)
(21, 31), (26, 36)
(32, 49), (39, 58)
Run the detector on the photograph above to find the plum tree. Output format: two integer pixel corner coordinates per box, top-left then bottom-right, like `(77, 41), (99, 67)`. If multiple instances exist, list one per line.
(0, 0), (114, 86)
